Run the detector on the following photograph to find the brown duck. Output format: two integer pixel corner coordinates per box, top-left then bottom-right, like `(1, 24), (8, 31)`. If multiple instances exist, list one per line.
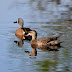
(25, 30), (63, 49)
(25, 30), (62, 56)
(14, 18), (32, 40)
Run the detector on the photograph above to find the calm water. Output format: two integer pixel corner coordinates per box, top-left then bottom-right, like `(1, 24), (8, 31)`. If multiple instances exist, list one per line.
(0, 0), (72, 72)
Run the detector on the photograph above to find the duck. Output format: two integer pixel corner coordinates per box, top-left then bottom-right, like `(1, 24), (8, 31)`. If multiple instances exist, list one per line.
(14, 18), (32, 37)
(25, 30), (63, 50)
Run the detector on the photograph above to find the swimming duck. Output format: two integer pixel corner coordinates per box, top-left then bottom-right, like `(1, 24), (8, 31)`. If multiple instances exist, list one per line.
(25, 30), (63, 49)
(14, 18), (32, 36)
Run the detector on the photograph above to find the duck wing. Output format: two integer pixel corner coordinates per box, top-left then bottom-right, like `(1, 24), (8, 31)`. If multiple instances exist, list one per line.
(38, 37), (58, 43)
(47, 40), (63, 46)
(22, 28), (31, 32)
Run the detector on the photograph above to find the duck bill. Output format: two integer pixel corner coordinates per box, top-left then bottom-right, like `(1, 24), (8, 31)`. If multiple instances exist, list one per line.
(14, 41), (18, 43)
(14, 21), (17, 23)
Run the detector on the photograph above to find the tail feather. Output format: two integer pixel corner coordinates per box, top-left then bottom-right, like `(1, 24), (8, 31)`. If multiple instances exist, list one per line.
(47, 40), (63, 46)
(49, 37), (58, 41)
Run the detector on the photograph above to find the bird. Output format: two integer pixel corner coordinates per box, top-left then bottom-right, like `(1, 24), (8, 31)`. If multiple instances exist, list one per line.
(25, 30), (63, 50)
(14, 18), (32, 40)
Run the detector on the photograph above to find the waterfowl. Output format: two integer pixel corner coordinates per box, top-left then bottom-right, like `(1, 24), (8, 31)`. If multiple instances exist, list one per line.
(14, 18), (32, 36)
(25, 30), (63, 49)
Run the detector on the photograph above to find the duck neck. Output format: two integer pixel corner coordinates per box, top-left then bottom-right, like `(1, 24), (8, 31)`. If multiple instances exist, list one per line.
(19, 23), (24, 28)
(32, 34), (37, 40)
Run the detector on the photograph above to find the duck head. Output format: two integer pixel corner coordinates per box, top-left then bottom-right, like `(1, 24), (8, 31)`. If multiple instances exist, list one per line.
(14, 18), (24, 28)
(25, 30), (37, 40)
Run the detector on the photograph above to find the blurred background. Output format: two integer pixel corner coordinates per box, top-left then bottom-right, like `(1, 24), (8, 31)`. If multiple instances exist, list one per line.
(0, 0), (72, 72)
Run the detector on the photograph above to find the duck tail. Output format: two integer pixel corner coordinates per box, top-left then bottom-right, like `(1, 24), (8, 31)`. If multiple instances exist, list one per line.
(47, 40), (63, 46)
(54, 40), (63, 45)
(58, 40), (64, 43)
(55, 37), (58, 39)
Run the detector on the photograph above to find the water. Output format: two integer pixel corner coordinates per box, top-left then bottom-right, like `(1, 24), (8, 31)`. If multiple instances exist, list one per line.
(0, 0), (72, 72)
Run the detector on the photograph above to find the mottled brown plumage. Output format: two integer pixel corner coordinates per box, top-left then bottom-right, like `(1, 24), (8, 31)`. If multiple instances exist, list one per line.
(26, 30), (63, 49)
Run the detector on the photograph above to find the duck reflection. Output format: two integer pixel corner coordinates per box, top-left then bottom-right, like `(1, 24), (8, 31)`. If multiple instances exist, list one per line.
(25, 47), (37, 56)
(37, 45), (61, 51)
(14, 34), (24, 47)
(25, 45), (61, 56)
